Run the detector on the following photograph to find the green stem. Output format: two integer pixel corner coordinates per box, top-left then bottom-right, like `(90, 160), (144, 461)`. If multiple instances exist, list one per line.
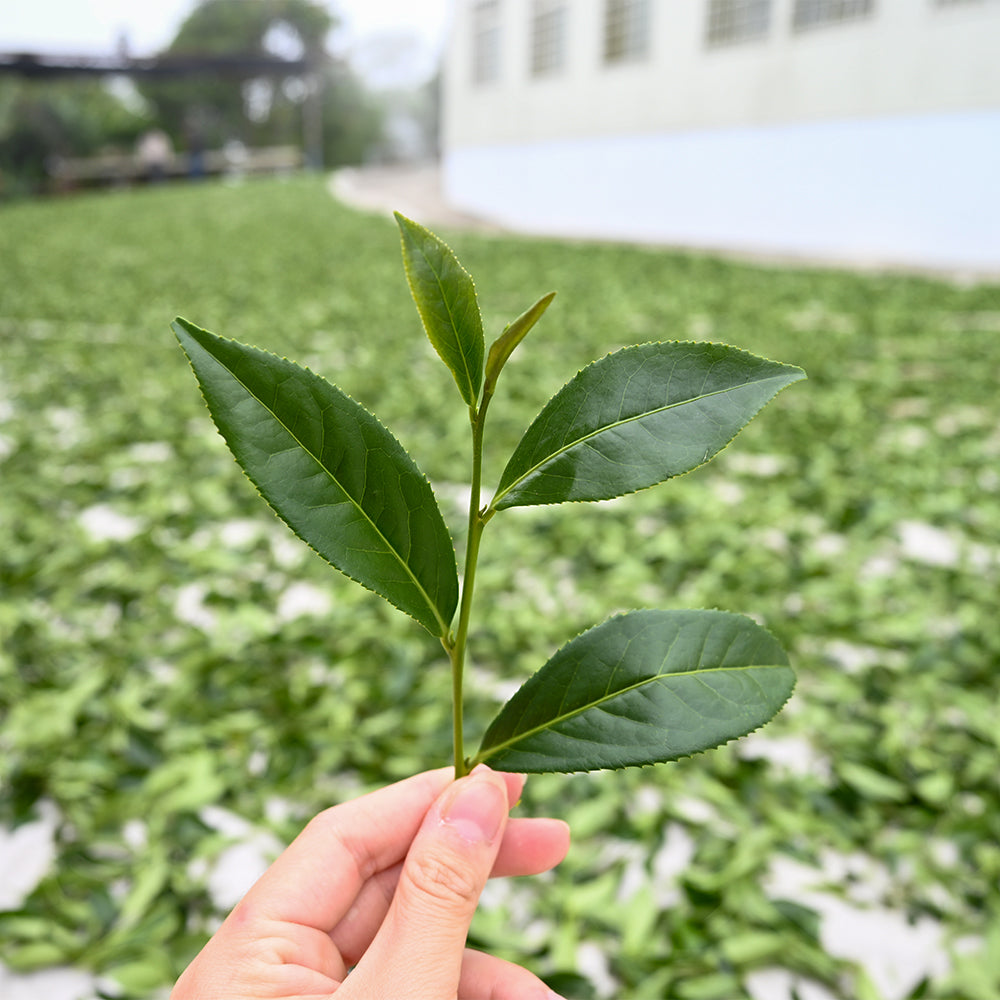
(447, 634), (465, 776)
(449, 398), (493, 777)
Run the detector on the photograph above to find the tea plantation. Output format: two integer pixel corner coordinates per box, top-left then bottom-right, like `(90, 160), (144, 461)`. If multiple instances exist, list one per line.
(1, 175), (998, 999)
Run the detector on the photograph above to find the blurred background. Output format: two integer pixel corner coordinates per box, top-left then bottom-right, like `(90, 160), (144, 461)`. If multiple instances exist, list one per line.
(1, 2), (999, 999)
(0, 0), (450, 192)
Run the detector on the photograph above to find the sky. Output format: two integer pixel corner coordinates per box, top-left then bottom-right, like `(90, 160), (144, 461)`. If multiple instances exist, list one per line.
(0, 0), (452, 86)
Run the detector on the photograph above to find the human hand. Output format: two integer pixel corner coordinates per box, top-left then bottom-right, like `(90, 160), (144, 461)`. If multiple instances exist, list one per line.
(170, 765), (570, 999)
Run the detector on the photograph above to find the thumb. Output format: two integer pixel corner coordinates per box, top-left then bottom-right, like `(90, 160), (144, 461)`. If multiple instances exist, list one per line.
(345, 765), (510, 999)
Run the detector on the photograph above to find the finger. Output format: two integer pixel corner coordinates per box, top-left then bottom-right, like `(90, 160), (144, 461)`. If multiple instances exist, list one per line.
(342, 766), (510, 999)
(495, 816), (570, 876)
(239, 767), (453, 929)
(332, 815), (570, 963)
(229, 768), (527, 932)
(459, 948), (565, 1000)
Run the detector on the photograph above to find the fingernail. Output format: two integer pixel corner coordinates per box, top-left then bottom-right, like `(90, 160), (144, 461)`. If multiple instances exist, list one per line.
(441, 775), (506, 844)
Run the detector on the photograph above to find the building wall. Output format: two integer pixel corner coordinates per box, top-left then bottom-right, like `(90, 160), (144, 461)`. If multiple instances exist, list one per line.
(441, 0), (1000, 271)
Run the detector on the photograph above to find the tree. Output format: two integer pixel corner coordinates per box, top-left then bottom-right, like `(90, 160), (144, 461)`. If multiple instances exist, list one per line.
(319, 61), (385, 168)
(140, 0), (384, 166)
(145, 0), (328, 143)
(0, 78), (150, 197)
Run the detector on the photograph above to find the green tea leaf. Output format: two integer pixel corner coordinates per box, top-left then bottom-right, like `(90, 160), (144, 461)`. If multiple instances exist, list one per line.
(484, 291), (556, 395)
(0, 942), (70, 971)
(116, 851), (171, 932)
(173, 318), (458, 636)
(837, 761), (909, 802)
(492, 342), (805, 509)
(395, 211), (484, 408)
(474, 609), (795, 773)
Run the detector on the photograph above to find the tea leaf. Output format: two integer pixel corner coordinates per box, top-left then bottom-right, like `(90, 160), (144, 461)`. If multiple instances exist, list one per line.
(173, 318), (458, 636)
(395, 211), (484, 408)
(492, 342), (805, 509)
(474, 609), (795, 773)
(484, 291), (556, 395)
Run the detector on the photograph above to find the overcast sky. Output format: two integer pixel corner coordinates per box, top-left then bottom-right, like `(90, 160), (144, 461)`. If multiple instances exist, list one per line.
(1, 0), (452, 86)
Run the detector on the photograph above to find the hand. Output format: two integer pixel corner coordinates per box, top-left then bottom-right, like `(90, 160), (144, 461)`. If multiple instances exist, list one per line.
(170, 765), (570, 999)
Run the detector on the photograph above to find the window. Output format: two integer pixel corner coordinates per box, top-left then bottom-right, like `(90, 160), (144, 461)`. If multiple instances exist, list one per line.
(792, 0), (875, 31)
(705, 0), (772, 47)
(603, 0), (652, 64)
(471, 0), (502, 85)
(531, 0), (569, 76)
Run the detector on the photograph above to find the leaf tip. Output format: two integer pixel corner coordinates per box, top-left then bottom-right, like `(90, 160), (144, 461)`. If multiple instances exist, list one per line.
(393, 210), (420, 240)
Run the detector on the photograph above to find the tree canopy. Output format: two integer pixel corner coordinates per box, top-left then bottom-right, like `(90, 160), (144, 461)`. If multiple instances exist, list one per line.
(0, 78), (151, 196)
(140, 0), (333, 152)
(139, 0), (382, 168)
(0, 0), (400, 196)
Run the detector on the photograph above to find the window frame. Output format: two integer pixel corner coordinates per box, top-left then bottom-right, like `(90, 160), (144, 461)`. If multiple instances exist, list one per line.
(530, 0), (570, 77)
(791, 0), (876, 32)
(602, 0), (653, 66)
(705, 0), (773, 48)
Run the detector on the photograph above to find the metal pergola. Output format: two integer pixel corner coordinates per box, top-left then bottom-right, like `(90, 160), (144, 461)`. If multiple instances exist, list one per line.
(0, 50), (324, 168)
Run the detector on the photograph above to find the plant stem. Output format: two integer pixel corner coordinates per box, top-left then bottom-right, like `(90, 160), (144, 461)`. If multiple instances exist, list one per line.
(448, 399), (493, 777)
(448, 636), (466, 776)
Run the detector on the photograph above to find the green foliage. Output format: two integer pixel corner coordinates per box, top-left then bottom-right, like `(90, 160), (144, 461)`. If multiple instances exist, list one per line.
(1, 177), (999, 998)
(140, 0), (334, 142)
(493, 341), (804, 509)
(319, 61), (386, 168)
(484, 290), (556, 395)
(0, 78), (150, 196)
(175, 213), (802, 778)
(476, 610), (795, 772)
(173, 317), (459, 636)
(139, 0), (383, 165)
(176, 0), (334, 51)
(396, 211), (485, 407)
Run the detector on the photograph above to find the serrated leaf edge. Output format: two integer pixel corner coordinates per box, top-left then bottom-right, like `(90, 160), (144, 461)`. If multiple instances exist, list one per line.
(395, 212), (484, 407)
(492, 340), (806, 510)
(484, 692), (797, 774)
(172, 318), (457, 636)
(473, 607), (796, 773)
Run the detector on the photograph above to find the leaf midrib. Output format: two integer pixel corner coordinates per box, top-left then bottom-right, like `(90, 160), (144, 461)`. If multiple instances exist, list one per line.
(410, 240), (479, 403)
(203, 341), (448, 636)
(477, 662), (786, 761)
(493, 372), (791, 505)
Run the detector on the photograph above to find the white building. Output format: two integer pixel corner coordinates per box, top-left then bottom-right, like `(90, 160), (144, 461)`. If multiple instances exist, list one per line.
(441, 0), (1000, 271)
